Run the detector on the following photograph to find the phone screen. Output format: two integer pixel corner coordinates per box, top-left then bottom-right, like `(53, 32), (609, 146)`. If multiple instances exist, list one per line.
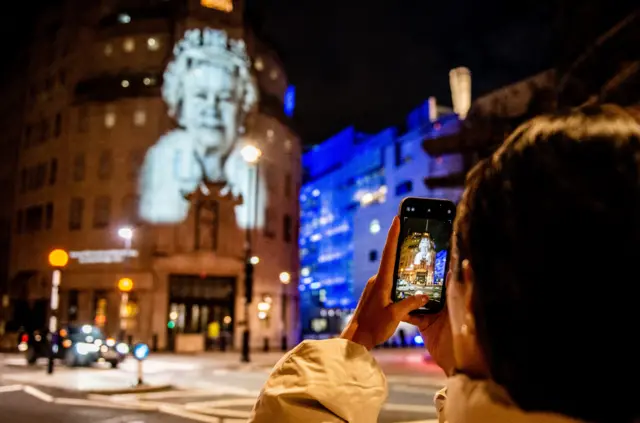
(393, 199), (454, 313)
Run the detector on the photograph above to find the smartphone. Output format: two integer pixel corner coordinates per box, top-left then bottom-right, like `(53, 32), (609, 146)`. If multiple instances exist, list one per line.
(391, 197), (456, 314)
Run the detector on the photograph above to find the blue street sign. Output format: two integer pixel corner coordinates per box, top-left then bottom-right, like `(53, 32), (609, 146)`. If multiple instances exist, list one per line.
(132, 343), (150, 361)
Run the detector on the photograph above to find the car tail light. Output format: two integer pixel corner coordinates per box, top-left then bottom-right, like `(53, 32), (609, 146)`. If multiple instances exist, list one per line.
(21, 334), (28, 343)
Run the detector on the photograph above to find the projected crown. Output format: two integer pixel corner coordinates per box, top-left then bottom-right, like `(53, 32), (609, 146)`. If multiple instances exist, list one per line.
(172, 28), (251, 66)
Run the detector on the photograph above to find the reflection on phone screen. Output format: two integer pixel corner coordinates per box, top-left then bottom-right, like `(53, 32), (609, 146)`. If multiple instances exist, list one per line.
(396, 217), (451, 308)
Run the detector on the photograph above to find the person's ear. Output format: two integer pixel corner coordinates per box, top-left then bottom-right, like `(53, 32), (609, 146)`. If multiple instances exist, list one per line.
(461, 259), (474, 312)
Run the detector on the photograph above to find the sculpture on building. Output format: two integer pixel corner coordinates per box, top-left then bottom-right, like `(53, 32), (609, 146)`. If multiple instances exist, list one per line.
(139, 28), (265, 229)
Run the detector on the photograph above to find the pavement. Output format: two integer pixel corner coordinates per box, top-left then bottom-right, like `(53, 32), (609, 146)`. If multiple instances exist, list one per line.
(0, 348), (445, 423)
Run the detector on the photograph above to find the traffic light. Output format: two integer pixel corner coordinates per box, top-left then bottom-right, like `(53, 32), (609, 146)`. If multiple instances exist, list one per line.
(244, 261), (254, 303)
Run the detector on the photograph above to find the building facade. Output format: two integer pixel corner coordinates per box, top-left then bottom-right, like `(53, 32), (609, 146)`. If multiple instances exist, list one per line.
(10, 0), (301, 351)
(299, 99), (464, 339)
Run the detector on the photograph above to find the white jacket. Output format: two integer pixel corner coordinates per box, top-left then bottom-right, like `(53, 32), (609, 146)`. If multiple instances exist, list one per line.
(249, 339), (583, 423)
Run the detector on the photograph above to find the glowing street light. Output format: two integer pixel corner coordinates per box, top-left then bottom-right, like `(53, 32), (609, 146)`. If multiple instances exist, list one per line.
(118, 226), (134, 249)
(279, 272), (291, 284)
(240, 144), (262, 164)
(250, 256), (260, 265)
(47, 248), (69, 375)
(118, 277), (134, 293)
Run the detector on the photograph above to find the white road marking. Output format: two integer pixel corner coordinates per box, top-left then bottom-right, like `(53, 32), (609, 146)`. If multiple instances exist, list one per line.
(186, 406), (251, 419)
(23, 385), (54, 402)
(382, 403), (437, 413)
(54, 397), (158, 411)
(159, 404), (221, 423)
(0, 384), (23, 393)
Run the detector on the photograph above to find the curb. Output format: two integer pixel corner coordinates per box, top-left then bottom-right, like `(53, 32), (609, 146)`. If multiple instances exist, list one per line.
(86, 384), (174, 395)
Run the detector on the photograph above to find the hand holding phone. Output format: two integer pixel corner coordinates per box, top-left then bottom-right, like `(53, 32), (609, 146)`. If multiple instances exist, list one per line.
(391, 197), (455, 314)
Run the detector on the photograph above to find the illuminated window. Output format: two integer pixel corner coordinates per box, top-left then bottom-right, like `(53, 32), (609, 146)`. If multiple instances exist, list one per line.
(147, 37), (159, 51)
(200, 0), (233, 12)
(123, 38), (135, 52)
(369, 219), (381, 234)
(104, 111), (116, 128)
(118, 14), (131, 24)
(254, 57), (264, 71)
(121, 79), (130, 88)
(133, 110), (146, 126)
(104, 43), (113, 56)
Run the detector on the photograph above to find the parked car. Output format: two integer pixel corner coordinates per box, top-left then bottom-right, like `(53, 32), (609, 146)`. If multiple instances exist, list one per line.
(19, 324), (129, 368)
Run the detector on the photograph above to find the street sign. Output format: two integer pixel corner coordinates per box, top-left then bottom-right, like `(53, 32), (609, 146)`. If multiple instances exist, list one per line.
(133, 343), (150, 361)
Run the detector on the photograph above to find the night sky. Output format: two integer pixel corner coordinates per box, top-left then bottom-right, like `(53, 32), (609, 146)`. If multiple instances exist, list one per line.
(4, 0), (636, 144)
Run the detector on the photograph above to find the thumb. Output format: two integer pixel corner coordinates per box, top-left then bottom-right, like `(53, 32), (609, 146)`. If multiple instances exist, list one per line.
(390, 295), (429, 319)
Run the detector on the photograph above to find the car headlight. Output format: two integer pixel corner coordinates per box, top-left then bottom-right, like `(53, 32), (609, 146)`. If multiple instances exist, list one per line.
(75, 342), (100, 355)
(115, 343), (129, 355)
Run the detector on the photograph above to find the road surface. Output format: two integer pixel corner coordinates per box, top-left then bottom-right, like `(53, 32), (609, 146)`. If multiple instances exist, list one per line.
(0, 348), (444, 423)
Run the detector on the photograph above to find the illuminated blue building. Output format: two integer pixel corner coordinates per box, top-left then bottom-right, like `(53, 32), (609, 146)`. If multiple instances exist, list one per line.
(299, 100), (464, 338)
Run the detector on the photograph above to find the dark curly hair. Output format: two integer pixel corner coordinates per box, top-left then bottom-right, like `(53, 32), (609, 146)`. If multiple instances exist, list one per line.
(454, 104), (640, 423)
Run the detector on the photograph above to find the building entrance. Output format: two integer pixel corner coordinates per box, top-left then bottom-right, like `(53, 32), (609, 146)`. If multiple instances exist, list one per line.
(167, 274), (235, 351)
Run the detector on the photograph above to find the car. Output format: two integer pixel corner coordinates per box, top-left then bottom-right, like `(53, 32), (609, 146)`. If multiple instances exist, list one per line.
(19, 324), (129, 368)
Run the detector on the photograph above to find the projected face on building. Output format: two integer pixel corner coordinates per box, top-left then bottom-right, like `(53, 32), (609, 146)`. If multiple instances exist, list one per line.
(138, 28), (263, 228)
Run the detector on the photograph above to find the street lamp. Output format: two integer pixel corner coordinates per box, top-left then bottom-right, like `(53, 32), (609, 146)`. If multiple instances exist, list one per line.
(240, 143), (262, 363)
(279, 271), (291, 352)
(47, 248), (69, 375)
(118, 226), (134, 250)
(117, 226), (134, 341)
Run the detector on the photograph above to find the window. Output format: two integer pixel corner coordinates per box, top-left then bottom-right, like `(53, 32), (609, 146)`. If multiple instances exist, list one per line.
(45, 202), (54, 230)
(369, 219), (381, 234)
(133, 110), (146, 126)
(35, 163), (47, 189)
(39, 119), (49, 143)
(20, 169), (27, 193)
(284, 173), (292, 198)
(395, 180), (413, 196)
(25, 205), (43, 233)
(16, 210), (24, 234)
(73, 153), (85, 181)
(49, 158), (58, 185)
(104, 111), (116, 128)
(264, 207), (276, 238)
(369, 250), (378, 262)
(78, 106), (89, 133)
(284, 139), (292, 152)
(69, 197), (84, 230)
(54, 113), (62, 138)
(93, 196), (111, 228)
(24, 124), (32, 148)
(283, 214), (293, 243)
(128, 149), (144, 179)
(121, 194), (139, 224)
(98, 150), (113, 180)
(147, 37), (159, 51)
(123, 38), (135, 52)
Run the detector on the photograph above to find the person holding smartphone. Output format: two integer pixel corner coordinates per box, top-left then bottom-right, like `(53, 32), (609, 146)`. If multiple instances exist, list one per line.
(249, 105), (639, 423)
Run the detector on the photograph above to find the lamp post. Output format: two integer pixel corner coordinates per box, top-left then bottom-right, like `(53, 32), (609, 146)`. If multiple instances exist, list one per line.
(117, 226), (134, 341)
(279, 271), (291, 351)
(47, 249), (69, 374)
(240, 144), (262, 363)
